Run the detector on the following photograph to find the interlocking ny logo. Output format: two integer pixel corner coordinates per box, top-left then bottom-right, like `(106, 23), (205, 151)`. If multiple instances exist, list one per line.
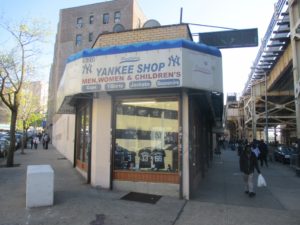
(82, 64), (93, 74)
(168, 55), (180, 67)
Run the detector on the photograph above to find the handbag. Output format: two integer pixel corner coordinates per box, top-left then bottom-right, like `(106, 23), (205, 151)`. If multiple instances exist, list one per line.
(257, 174), (267, 187)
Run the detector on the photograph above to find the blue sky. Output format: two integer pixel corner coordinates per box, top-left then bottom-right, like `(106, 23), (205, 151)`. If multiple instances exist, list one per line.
(0, 0), (277, 97)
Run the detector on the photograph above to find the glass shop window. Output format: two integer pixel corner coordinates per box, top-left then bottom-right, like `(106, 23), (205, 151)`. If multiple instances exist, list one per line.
(114, 98), (179, 172)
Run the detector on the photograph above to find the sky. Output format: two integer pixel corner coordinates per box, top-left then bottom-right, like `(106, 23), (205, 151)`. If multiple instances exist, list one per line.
(0, 0), (277, 99)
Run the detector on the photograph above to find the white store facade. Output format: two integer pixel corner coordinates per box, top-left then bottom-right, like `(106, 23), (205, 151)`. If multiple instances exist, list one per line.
(55, 35), (223, 199)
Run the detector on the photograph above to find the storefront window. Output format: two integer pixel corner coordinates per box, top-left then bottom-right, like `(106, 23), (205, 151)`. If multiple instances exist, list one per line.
(76, 101), (91, 172)
(114, 98), (179, 173)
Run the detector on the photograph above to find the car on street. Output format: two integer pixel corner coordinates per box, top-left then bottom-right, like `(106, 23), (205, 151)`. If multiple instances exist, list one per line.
(0, 134), (18, 155)
(273, 145), (294, 164)
(15, 133), (23, 149)
(0, 137), (9, 157)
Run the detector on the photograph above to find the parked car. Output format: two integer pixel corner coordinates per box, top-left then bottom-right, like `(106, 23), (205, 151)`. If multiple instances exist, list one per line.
(273, 145), (293, 164)
(0, 137), (9, 157)
(0, 135), (18, 151)
(15, 133), (23, 149)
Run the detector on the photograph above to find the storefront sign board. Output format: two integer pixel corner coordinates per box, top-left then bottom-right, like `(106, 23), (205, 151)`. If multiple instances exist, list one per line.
(57, 39), (222, 113)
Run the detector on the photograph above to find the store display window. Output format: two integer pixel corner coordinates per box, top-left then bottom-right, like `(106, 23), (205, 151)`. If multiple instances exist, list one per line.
(113, 97), (179, 173)
(75, 101), (91, 171)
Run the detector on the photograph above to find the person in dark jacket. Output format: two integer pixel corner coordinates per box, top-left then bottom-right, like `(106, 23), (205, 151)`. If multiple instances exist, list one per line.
(258, 139), (268, 167)
(239, 145), (261, 197)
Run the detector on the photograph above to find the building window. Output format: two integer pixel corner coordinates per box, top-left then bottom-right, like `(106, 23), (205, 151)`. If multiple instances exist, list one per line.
(89, 32), (93, 42)
(77, 17), (83, 28)
(89, 15), (94, 24)
(114, 11), (121, 23)
(113, 98), (179, 173)
(103, 13), (109, 24)
(75, 34), (82, 46)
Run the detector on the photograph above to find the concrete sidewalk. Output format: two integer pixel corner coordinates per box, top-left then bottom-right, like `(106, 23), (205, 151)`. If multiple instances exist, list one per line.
(0, 145), (300, 225)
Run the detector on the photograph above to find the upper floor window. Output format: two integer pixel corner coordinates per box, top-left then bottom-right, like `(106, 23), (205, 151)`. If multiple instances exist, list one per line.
(89, 32), (93, 42)
(77, 17), (83, 28)
(103, 13), (109, 24)
(89, 15), (94, 24)
(114, 11), (121, 23)
(75, 34), (82, 46)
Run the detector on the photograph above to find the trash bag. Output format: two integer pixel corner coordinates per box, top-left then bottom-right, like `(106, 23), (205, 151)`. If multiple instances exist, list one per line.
(257, 174), (267, 187)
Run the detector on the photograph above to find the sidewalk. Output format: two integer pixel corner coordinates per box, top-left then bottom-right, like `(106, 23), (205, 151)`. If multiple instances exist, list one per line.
(0, 145), (300, 225)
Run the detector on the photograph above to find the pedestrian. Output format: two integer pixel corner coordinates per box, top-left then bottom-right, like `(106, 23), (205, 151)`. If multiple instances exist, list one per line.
(33, 136), (39, 149)
(30, 138), (33, 149)
(43, 133), (50, 150)
(251, 141), (260, 159)
(42, 133), (46, 149)
(239, 144), (261, 197)
(258, 139), (268, 167)
(237, 140), (244, 157)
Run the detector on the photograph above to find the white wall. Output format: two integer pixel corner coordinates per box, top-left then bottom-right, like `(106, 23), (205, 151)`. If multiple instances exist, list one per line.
(52, 114), (75, 163)
(90, 93), (112, 188)
(182, 92), (190, 199)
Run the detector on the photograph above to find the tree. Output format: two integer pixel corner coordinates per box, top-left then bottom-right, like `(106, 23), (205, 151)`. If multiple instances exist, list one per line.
(16, 82), (44, 153)
(0, 18), (49, 167)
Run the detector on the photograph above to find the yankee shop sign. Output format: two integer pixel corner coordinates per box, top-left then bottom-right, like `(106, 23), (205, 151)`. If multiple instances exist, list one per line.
(74, 48), (182, 93)
(57, 41), (222, 113)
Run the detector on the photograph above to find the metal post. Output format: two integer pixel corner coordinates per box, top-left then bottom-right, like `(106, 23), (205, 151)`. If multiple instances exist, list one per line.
(180, 8), (183, 24)
(265, 72), (269, 145)
(251, 85), (257, 139)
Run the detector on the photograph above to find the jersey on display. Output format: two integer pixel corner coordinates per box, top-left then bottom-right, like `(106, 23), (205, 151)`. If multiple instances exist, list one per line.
(138, 148), (152, 168)
(151, 149), (166, 169)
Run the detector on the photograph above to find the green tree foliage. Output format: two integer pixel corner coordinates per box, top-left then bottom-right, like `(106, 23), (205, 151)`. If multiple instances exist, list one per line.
(16, 82), (45, 153)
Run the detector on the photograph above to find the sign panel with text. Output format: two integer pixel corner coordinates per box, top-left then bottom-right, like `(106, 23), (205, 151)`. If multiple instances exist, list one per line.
(199, 28), (258, 49)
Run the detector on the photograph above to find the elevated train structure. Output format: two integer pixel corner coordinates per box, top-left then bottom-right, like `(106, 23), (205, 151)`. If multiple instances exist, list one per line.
(225, 0), (300, 149)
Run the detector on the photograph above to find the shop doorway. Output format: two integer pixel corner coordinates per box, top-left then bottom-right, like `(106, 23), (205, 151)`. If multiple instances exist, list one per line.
(75, 101), (92, 179)
(189, 94), (214, 198)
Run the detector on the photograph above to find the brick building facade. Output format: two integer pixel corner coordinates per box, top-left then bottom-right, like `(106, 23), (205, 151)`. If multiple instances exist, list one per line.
(48, 0), (147, 134)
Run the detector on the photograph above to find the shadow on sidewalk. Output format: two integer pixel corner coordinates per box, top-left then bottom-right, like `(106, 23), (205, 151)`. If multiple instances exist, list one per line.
(192, 149), (300, 210)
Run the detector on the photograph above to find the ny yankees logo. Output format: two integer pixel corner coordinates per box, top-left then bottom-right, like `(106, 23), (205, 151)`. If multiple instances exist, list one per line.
(82, 64), (93, 74)
(168, 55), (180, 67)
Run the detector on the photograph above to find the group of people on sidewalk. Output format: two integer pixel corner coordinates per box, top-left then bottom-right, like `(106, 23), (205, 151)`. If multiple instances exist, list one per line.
(238, 139), (268, 198)
(30, 133), (51, 150)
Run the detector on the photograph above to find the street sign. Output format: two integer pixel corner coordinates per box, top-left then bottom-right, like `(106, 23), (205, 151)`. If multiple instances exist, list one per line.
(199, 28), (258, 49)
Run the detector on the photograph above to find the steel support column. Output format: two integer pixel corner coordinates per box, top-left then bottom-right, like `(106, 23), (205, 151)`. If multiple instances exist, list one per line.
(289, 0), (300, 169)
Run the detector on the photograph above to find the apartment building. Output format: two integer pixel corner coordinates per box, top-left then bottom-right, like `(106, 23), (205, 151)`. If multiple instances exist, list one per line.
(47, 0), (147, 136)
